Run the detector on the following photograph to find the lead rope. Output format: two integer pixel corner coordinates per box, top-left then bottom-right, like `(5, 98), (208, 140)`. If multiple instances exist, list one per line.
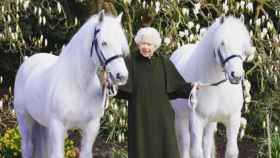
(188, 83), (199, 110)
(97, 68), (110, 109)
(97, 68), (119, 109)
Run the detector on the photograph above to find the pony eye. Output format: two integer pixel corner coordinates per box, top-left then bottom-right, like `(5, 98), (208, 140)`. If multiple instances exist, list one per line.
(101, 41), (107, 46)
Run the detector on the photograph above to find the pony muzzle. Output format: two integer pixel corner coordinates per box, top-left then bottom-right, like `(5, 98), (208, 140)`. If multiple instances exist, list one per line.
(227, 71), (244, 84)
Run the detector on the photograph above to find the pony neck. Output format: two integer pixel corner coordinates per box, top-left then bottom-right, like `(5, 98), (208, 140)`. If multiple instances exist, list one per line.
(57, 20), (100, 91)
(187, 22), (225, 84)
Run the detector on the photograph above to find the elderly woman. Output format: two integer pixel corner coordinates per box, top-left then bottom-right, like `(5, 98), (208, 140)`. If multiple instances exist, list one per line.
(116, 27), (192, 158)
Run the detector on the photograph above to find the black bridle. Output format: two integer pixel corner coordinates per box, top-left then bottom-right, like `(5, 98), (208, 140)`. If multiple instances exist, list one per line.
(216, 47), (243, 68)
(90, 27), (124, 70)
(208, 47), (243, 86)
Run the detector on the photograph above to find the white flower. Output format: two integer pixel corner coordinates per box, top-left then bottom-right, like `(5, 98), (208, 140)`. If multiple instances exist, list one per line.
(240, 1), (245, 9)
(261, 15), (266, 22)
(1, 6), (5, 13)
(249, 19), (252, 25)
(267, 21), (273, 31)
(57, 2), (62, 13)
(275, 126), (279, 132)
(193, 8), (199, 15)
(112, 103), (118, 111)
(8, 26), (12, 33)
(122, 107), (126, 115)
(189, 34), (194, 42)
(246, 2), (253, 12)
(123, 0), (132, 5)
(42, 16), (46, 25)
(273, 34), (279, 43)
(177, 42), (181, 47)
(193, 3), (200, 15)
(182, 8), (188, 15)
(34, 6), (37, 14)
(194, 3), (201, 11)
(12, 109), (16, 116)
(0, 76), (2, 84)
(109, 114), (114, 122)
(121, 133), (125, 142)
(7, 15), (11, 23)
(187, 21), (194, 29)
(38, 7), (42, 16)
(249, 30), (253, 37)
(255, 18), (261, 27)
(155, 1), (160, 13)
(223, 3), (229, 13)
(118, 133), (122, 143)
(240, 118), (247, 127)
(74, 17), (78, 26)
(38, 16), (42, 25)
(142, 1), (146, 8)
(44, 38), (48, 47)
(23, 0), (30, 10)
(164, 37), (171, 45)
(179, 31), (185, 38)
(12, 33), (18, 40)
(40, 34), (44, 43)
(262, 28), (268, 35)
(239, 129), (245, 139)
(195, 24), (200, 33)
(236, 2), (240, 10)
(262, 121), (266, 128)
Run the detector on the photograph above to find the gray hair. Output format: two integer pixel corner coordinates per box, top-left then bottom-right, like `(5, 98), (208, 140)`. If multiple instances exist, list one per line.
(134, 27), (162, 50)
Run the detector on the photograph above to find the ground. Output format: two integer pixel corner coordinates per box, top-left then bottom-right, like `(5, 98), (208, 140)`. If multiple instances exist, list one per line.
(88, 130), (258, 158)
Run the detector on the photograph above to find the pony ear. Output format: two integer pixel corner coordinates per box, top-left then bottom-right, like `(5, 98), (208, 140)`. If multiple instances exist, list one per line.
(98, 10), (105, 23)
(117, 12), (123, 23)
(220, 15), (225, 24)
(240, 14), (245, 23)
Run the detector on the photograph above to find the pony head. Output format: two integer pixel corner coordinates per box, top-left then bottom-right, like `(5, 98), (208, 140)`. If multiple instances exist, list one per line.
(88, 11), (129, 86)
(212, 16), (255, 84)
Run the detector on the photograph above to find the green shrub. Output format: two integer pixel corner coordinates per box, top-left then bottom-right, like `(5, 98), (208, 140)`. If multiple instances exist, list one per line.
(101, 98), (128, 143)
(111, 147), (128, 158)
(271, 130), (280, 158)
(0, 127), (77, 158)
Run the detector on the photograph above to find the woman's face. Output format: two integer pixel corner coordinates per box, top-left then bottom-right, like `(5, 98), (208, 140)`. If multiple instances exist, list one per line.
(138, 42), (155, 59)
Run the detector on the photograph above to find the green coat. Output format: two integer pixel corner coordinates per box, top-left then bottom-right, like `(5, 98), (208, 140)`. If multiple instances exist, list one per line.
(117, 51), (192, 158)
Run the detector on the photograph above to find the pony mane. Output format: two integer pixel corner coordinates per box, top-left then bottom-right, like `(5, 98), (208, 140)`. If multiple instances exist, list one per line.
(60, 14), (128, 58)
(211, 16), (251, 54)
(172, 16), (251, 83)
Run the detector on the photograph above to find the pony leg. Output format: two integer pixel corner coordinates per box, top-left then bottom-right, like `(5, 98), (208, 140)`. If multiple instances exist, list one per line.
(80, 119), (100, 158)
(48, 119), (65, 158)
(16, 111), (35, 158)
(175, 116), (190, 158)
(172, 99), (191, 158)
(189, 111), (205, 158)
(225, 115), (240, 158)
(203, 122), (217, 158)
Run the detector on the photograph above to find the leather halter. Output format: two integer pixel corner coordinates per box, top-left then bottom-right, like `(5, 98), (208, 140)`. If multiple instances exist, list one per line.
(90, 27), (124, 70)
(208, 48), (243, 86)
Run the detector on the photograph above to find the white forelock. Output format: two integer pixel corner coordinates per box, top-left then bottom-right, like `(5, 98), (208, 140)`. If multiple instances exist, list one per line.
(213, 16), (252, 54)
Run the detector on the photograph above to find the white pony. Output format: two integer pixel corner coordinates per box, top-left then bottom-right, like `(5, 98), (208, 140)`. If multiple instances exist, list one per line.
(13, 11), (129, 158)
(170, 16), (255, 158)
